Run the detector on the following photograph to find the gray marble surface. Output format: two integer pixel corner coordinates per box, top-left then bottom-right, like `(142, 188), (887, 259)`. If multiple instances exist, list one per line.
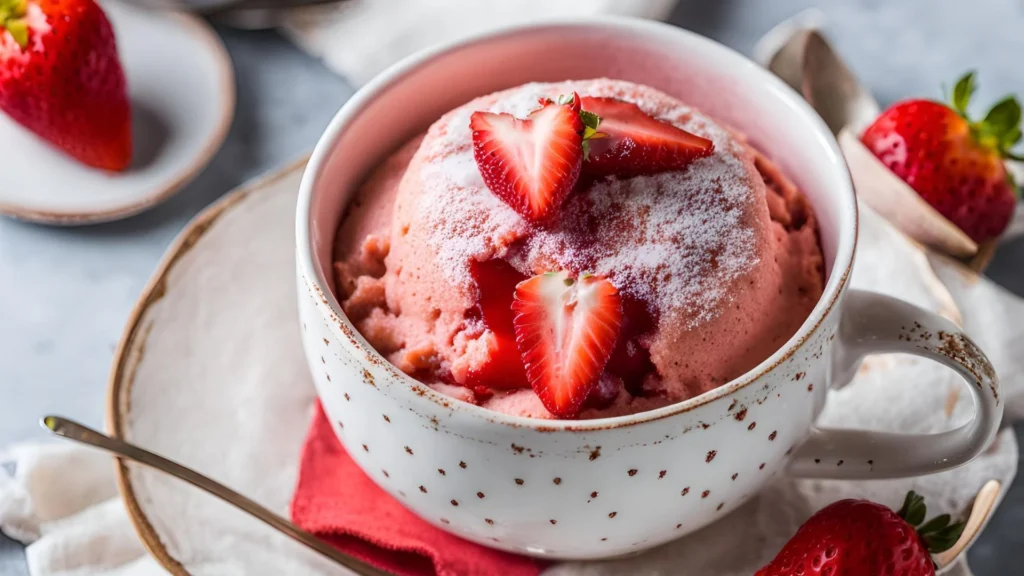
(1, 0), (1021, 572)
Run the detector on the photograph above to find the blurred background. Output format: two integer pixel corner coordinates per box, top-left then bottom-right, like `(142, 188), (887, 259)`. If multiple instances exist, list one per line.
(1, 0), (1021, 573)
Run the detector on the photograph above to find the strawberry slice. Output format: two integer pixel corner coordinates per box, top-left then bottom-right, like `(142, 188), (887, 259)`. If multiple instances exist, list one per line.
(470, 100), (584, 222)
(579, 96), (714, 177)
(512, 272), (623, 418)
(466, 259), (530, 390)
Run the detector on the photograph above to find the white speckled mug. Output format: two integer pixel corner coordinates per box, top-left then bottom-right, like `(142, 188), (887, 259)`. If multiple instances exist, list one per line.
(295, 18), (1003, 560)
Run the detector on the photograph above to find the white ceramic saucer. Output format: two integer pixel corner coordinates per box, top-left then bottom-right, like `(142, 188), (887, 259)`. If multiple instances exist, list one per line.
(106, 158), (1013, 575)
(0, 1), (234, 225)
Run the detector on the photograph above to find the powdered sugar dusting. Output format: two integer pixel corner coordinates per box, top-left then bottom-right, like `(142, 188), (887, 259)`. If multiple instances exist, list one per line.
(414, 79), (765, 327)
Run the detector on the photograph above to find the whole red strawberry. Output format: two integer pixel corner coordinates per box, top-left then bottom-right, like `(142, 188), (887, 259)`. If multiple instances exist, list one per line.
(862, 72), (1020, 244)
(1, 0), (131, 171)
(756, 491), (964, 576)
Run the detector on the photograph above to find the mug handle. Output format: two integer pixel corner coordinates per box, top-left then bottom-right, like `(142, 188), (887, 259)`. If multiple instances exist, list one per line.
(787, 289), (1002, 479)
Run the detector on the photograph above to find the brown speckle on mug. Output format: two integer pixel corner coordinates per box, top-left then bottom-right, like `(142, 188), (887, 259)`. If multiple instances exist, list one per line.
(344, 393), (350, 401)
(362, 444), (369, 452)
(608, 512), (617, 518)
(440, 518), (450, 524)
(322, 338), (329, 346)
(731, 473), (738, 481)
(477, 492), (485, 499)
(382, 415), (390, 423)
(659, 470), (666, 479)
(681, 487), (690, 496)
(382, 470), (389, 478)
(589, 446), (602, 461)
(601, 537), (607, 542)
(676, 523), (682, 529)
(553, 477), (562, 485)
(485, 518), (494, 525)
(450, 499), (459, 506)
(734, 408), (747, 422)
(759, 463), (765, 470)
(515, 478), (524, 485)
(419, 486), (427, 493)
(701, 490), (710, 498)
(591, 491), (599, 499)
(511, 443), (525, 454)
(808, 383), (814, 392)
(717, 503), (724, 511)
(628, 469), (638, 476)
(320, 356), (325, 364)
(748, 422), (756, 431)
(438, 469), (446, 476)
(325, 373), (331, 382)
(549, 519), (557, 525)
(459, 461), (467, 469)
(404, 446), (414, 455)
(706, 450), (717, 463)
(769, 431), (777, 441)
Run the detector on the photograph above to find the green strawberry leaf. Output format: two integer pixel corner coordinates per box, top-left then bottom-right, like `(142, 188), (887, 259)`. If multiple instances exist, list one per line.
(578, 109), (604, 162)
(4, 18), (27, 47)
(983, 96), (1022, 140)
(579, 110), (601, 131)
(898, 491), (927, 527)
(922, 521), (966, 554)
(917, 513), (951, 536)
(952, 71), (977, 117)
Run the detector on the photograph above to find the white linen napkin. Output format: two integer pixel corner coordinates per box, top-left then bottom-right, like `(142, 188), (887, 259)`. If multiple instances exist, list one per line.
(279, 0), (680, 86)
(1, 190), (1020, 575)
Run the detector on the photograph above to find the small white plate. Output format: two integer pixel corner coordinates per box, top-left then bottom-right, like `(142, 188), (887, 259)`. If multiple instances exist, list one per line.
(0, 1), (234, 225)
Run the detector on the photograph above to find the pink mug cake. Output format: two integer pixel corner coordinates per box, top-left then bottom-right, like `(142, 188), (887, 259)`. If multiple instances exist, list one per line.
(333, 78), (825, 420)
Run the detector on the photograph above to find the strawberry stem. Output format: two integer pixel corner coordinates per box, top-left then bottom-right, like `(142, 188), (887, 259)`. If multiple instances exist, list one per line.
(0, 0), (29, 48)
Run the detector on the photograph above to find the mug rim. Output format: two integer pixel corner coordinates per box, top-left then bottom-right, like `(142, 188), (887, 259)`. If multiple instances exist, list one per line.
(296, 16), (858, 432)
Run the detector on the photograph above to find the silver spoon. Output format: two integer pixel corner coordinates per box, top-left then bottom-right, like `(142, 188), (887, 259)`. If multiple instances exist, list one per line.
(40, 415), (392, 576)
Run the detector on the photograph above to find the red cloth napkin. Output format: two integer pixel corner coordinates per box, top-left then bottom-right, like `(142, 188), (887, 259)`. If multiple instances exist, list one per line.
(291, 402), (546, 576)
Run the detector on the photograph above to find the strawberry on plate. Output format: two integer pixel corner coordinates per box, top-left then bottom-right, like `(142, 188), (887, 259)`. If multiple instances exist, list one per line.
(1, 0), (131, 171)
(470, 97), (584, 222)
(756, 491), (964, 576)
(579, 96), (714, 177)
(512, 271), (622, 418)
(861, 72), (1021, 244)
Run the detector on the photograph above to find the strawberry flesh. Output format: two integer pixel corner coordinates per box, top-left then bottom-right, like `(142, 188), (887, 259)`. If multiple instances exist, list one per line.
(580, 96), (714, 177)
(604, 296), (656, 396)
(470, 101), (584, 222)
(465, 259), (530, 391)
(512, 272), (623, 418)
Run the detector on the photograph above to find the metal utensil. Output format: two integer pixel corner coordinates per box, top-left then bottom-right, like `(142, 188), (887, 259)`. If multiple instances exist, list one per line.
(40, 415), (393, 576)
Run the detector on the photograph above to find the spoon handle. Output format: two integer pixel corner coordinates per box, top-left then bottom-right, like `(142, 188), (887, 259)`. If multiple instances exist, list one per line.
(40, 416), (392, 576)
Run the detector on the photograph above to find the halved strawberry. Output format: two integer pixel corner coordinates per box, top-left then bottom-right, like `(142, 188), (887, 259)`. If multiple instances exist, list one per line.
(512, 272), (623, 418)
(466, 259), (530, 391)
(579, 96), (714, 177)
(470, 100), (584, 222)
